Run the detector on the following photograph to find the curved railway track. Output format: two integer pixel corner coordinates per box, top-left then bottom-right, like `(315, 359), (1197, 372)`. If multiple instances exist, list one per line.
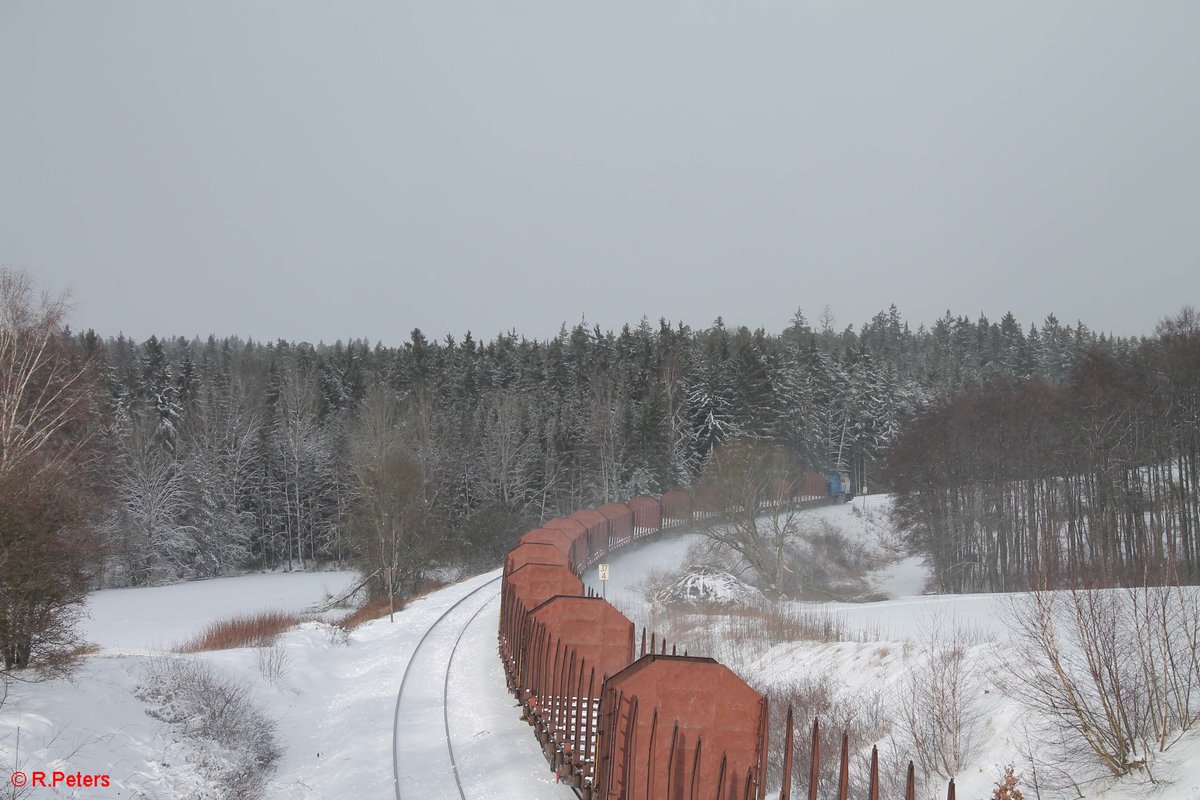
(392, 575), (502, 800)
(442, 592), (500, 798)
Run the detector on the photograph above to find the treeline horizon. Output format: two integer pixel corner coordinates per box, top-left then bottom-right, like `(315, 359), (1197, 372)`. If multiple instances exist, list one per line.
(82, 303), (1139, 590)
(81, 304), (1145, 359)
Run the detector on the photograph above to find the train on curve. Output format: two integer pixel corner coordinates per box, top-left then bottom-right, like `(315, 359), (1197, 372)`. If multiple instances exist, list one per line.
(498, 475), (859, 800)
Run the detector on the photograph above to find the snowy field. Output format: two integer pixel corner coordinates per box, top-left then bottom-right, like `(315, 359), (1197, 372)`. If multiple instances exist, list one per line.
(1, 569), (574, 800)
(80, 571), (360, 652)
(583, 496), (1200, 800)
(4, 499), (1200, 800)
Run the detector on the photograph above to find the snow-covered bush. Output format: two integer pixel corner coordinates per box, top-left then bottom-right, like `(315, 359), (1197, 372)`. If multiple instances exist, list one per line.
(652, 567), (764, 608)
(137, 657), (280, 799)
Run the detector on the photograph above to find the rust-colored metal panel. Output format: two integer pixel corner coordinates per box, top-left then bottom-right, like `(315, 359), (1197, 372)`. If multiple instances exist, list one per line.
(543, 517), (589, 569)
(800, 473), (827, 500)
(531, 596), (634, 686)
(498, 580), (532, 678)
(527, 595), (636, 766)
(660, 490), (692, 527)
(694, 483), (724, 517)
(519, 527), (574, 558)
(598, 503), (634, 549)
(507, 563), (584, 614)
(768, 477), (795, 505)
(595, 655), (767, 800)
(505, 542), (571, 575)
(571, 508), (608, 563)
(627, 496), (662, 535)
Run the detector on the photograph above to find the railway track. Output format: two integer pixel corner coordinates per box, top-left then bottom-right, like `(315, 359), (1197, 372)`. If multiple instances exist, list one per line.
(442, 592), (501, 798)
(392, 574), (502, 800)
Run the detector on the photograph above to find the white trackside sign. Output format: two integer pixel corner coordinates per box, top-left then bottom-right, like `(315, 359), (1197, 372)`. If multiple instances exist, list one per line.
(598, 564), (610, 581)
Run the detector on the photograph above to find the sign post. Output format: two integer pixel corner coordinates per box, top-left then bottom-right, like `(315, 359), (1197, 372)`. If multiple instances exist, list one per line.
(598, 563), (609, 599)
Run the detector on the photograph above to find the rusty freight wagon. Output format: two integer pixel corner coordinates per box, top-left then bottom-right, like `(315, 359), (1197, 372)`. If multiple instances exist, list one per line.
(594, 655), (768, 800)
(497, 485), (941, 800)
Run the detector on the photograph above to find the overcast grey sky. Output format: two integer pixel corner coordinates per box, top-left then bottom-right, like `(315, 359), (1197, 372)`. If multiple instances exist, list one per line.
(1, 2), (1196, 345)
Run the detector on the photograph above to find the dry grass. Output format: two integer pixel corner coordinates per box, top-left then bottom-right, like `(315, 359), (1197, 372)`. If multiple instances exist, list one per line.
(332, 576), (447, 632)
(726, 603), (856, 645)
(656, 601), (884, 674)
(177, 610), (303, 652)
(664, 602), (879, 653)
(413, 576), (450, 596)
(335, 596), (397, 631)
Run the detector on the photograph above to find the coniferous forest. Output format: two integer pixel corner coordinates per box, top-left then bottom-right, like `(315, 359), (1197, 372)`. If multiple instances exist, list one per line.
(77, 304), (1193, 595)
(5, 260), (1200, 673)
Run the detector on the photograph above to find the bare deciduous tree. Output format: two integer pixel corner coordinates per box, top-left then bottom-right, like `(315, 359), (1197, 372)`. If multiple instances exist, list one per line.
(0, 269), (103, 672)
(898, 616), (987, 782)
(1005, 577), (1200, 783)
(695, 438), (808, 596)
(348, 385), (440, 609)
(0, 271), (91, 481)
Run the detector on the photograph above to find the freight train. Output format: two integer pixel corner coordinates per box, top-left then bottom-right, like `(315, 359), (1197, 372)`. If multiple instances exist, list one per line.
(497, 475), (863, 800)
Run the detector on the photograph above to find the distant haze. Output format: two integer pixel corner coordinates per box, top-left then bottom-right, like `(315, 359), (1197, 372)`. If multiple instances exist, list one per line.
(2, 2), (1197, 344)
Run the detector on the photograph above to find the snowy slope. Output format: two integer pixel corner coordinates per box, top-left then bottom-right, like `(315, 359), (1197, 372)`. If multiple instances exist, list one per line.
(6, 500), (1200, 800)
(1, 570), (576, 800)
(583, 496), (1200, 800)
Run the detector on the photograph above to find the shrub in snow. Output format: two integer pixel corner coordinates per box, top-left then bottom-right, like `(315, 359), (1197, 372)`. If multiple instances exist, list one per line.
(761, 674), (900, 800)
(256, 643), (291, 684)
(136, 657), (280, 799)
(897, 616), (987, 783)
(320, 620), (351, 647)
(652, 567), (764, 608)
(991, 764), (1023, 800)
(1005, 583), (1200, 782)
(784, 521), (881, 600)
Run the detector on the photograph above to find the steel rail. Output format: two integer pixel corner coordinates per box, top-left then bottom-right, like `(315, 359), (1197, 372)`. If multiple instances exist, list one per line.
(393, 574), (503, 800)
(443, 592), (501, 799)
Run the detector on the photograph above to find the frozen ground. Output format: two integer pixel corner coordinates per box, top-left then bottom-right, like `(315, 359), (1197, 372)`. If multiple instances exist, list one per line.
(4, 498), (1199, 800)
(583, 496), (1200, 800)
(1, 569), (574, 800)
(81, 570), (360, 651)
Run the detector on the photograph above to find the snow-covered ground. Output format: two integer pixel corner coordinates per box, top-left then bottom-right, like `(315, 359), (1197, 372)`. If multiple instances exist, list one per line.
(583, 496), (1200, 800)
(391, 573), (573, 800)
(80, 571), (360, 652)
(5, 498), (1200, 800)
(0, 569), (575, 799)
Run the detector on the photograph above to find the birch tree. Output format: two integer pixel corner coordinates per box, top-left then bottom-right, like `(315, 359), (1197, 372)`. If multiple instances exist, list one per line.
(0, 269), (103, 670)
